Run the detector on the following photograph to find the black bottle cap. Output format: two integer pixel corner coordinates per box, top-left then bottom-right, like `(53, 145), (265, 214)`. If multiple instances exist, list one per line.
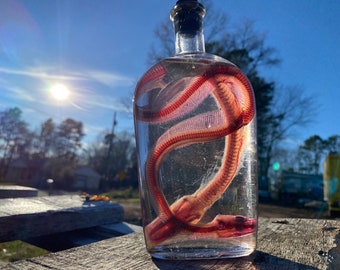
(176, 0), (198, 3)
(170, 0), (205, 37)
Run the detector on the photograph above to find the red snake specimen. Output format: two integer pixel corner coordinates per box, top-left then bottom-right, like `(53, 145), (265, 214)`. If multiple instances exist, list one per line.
(134, 61), (256, 246)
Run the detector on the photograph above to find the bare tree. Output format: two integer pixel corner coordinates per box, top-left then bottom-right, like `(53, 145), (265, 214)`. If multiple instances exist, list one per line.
(263, 85), (318, 176)
(296, 135), (326, 174)
(325, 135), (340, 153)
(0, 107), (30, 179)
(146, 0), (318, 189)
(85, 129), (136, 189)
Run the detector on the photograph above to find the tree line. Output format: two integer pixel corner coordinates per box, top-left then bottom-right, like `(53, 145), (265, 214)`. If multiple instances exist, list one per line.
(0, 107), (137, 190)
(292, 135), (340, 175)
(0, 106), (338, 191)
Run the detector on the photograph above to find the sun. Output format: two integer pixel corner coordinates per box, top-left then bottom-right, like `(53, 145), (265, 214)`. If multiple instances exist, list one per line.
(50, 83), (70, 101)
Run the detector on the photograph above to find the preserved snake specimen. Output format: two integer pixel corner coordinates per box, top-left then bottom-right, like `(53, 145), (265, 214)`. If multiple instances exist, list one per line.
(134, 60), (256, 247)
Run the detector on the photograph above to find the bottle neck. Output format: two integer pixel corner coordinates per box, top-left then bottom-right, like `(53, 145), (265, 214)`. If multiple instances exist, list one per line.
(174, 30), (205, 55)
(170, 0), (206, 55)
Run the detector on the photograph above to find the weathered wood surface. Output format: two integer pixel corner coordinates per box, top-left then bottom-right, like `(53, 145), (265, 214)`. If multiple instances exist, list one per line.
(25, 221), (143, 252)
(5, 218), (340, 270)
(0, 195), (124, 242)
(0, 185), (38, 198)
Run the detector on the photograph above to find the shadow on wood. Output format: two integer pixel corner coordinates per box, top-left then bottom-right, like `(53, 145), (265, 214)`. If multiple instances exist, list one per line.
(152, 250), (318, 270)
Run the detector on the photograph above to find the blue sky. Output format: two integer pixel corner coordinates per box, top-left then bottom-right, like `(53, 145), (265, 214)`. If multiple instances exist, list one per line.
(0, 0), (339, 148)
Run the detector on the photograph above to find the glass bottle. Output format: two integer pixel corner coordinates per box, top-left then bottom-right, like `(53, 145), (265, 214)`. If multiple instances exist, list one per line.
(133, 0), (257, 260)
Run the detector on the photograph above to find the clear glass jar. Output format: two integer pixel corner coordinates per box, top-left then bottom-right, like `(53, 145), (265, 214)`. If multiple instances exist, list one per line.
(133, 0), (257, 260)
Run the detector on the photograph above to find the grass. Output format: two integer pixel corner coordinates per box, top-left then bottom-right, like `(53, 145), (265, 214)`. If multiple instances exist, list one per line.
(0, 241), (48, 262)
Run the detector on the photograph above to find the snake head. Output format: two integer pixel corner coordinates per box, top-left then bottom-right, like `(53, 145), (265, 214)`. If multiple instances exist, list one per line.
(212, 215), (257, 237)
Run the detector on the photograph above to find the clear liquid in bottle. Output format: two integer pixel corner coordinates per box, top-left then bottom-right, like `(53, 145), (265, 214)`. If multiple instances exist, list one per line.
(133, 0), (257, 260)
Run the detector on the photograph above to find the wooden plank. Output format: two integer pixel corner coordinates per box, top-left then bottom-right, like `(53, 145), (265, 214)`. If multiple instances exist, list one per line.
(25, 222), (143, 252)
(0, 185), (38, 198)
(5, 218), (340, 269)
(0, 195), (124, 242)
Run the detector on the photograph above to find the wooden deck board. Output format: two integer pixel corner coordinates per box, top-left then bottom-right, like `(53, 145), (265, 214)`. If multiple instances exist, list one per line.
(0, 185), (38, 198)
(0, 195), (124, 242)
(5, 218), (340, 270)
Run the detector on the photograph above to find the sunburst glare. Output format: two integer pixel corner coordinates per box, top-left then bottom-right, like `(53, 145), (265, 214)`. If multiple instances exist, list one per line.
(50, 83), (70, 101)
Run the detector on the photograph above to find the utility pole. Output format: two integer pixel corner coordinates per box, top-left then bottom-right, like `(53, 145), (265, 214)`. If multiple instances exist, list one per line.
(104, 112), (117, 186)
(107, 112), (117, 159)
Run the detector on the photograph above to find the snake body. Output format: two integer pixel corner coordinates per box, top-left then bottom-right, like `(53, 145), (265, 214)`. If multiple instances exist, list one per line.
(134, 60), (256, 246)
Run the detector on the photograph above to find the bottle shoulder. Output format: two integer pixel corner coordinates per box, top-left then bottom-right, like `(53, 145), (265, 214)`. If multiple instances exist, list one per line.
(136, 53), (244, 90)
(166, 52), (235, 66)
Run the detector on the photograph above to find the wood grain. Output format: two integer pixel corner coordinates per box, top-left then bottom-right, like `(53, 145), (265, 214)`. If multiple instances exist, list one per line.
(5, 218), (340, 270)
(0, 195), (124, 242)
